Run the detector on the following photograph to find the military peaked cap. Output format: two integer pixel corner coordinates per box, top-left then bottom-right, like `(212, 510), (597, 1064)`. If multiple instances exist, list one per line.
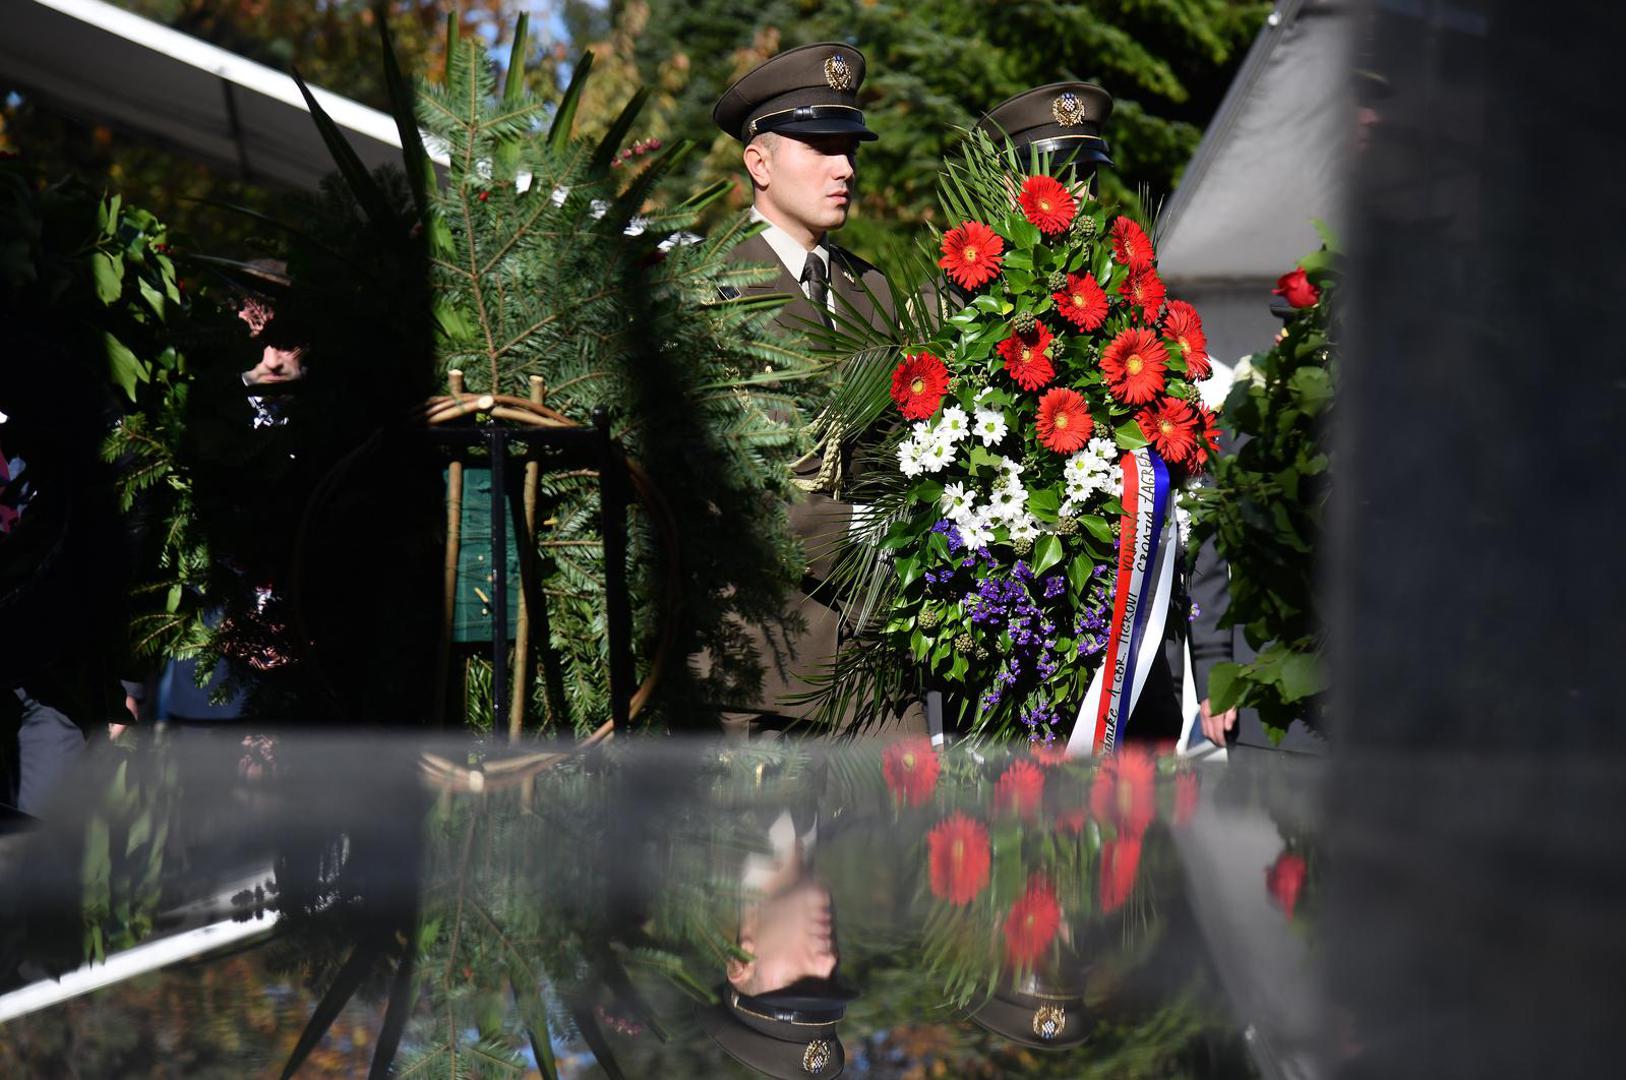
(713, 43), (878, 144)
(978, 82), (1115, 172)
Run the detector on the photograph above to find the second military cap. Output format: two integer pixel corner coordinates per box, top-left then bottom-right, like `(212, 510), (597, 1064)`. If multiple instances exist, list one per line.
(713, 43), (878, 144)
(978, 82), (1115, 172)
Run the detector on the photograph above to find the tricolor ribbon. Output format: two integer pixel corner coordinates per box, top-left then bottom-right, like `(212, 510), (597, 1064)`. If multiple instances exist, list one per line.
(1066, 447), (1177, 757)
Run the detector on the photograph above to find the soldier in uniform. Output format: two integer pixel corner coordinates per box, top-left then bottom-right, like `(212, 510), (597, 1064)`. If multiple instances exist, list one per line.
(712, 44), (919, 738)
(978, 83), (1235, 747)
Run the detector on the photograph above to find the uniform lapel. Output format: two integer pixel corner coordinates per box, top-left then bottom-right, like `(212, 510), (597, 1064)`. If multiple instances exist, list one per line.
(827, 245), (877, 331)
(731, 232), (823, 336)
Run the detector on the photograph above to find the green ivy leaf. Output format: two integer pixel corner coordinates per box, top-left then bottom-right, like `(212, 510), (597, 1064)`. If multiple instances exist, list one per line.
(1080, 514), (1113, 543)
(1031, 534), (1063, 574)
(1114, 418), (1149, 450)
(93, 251), (124, 304)
(138, 276), (165, 319)
(1026, 485), (1060, 522)
(1206, 662), (1245, 712)
(104, 332), (147, 401)
(1289, 367), (1333, 415)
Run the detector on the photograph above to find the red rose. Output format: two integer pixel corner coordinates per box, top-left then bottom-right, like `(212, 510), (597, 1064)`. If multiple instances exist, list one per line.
(1273, 267), (1320, 309)
(995, 758), (1046, 819)
(890, 351), (950, 420)
(1265, 851), (1309, 919)
(927, 813), (992, 904)
(1003, 874), (1062, 966)
(882, 737), (941, 807)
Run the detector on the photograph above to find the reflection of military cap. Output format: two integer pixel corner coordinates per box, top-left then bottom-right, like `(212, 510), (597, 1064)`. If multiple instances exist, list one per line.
(967, 970), (1090, 1051)
(977, 82), (1115, 173)
(713, 43), (878, 144)
(700, 983), (852, 1078)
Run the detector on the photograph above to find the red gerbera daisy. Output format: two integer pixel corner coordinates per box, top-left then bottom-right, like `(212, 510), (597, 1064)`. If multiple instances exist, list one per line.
(938, 221), (1005, 290)
(890, 351), (950, 420)
(1193, 402), (1222, 467)
(927, 813), (992, 905)
(1052, 272), (1108, 331)
(1003, 874), (1063, 966)
(1119, 266), (1166, 323)
(1137, 396), (1201, 467)
(1018, 174), (1076, 235)
(1090, 745), (1157, 837)
(995, 758), (1046, 819)
(1035, 388), (1092, 454)
(1110, 216), (1155, 272)
(1099, 835), (1144, 913)
(996, 322), (1055, 391)
(1162, 300), (1210, 380)
(1099, 327), (1168, 405)
(882, 737), (941, 808)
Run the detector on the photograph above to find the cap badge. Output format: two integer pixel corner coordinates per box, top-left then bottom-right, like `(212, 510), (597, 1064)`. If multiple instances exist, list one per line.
(1051, 92), (1085, 127)
(1032, 1004), (1067, 1041)
(824, 54), (854, 91)
(802, 1039), (834, 1073)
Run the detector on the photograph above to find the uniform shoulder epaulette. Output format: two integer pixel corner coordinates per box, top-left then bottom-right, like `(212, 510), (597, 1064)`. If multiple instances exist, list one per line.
(828, 244), (880, 284)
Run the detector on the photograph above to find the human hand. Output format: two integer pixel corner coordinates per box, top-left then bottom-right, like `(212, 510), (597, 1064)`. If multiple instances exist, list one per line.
(1200, 697), (1237, 747)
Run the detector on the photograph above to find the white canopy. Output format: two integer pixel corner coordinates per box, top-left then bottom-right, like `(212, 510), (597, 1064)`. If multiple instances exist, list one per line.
(0, 0), (413, 189)
(1154, 0), (1353, 366)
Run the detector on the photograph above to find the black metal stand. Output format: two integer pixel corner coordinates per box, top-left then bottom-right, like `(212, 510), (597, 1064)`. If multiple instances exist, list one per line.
(429, 405), (633, 732)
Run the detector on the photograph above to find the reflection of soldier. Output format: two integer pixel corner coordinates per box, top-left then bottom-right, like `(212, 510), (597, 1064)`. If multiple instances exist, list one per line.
(712, 45), (919, 738)
(968, 970), (1090, 1051)
(700, 801), (852, 1078)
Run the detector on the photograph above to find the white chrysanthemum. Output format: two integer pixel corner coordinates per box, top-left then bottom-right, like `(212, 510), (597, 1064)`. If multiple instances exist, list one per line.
(973, 408), (1008, 446)
(1175, 502), (1192, 545)
(920, 438), (954, 473)
(898, 440), (925, 478)
(940, 482), (973, 517)
(997, 456), (1024, 482)
(938, 406), (970, 442)
(912, 420), (933, 442)
(1008, 513), (1042, 543)
(959, 513), (994, 550)
(988, 482), (1025, 521)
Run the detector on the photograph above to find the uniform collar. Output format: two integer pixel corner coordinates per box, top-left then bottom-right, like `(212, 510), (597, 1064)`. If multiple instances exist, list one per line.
(749, 207), (832, 283)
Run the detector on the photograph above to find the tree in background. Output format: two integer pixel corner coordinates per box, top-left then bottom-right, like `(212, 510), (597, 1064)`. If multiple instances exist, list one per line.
(605, 0), (1269, 254)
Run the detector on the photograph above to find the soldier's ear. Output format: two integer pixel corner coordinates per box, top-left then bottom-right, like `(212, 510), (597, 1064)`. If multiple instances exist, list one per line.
(743, 138), (774, 189)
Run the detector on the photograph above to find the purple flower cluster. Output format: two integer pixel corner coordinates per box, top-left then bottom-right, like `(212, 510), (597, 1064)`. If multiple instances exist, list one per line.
(1020, 702), (1062, 744)
(967, 559), (1061, 710)
(930, 518), (964, 554)
(924, 527), (993, 588)
(1075, 566), (1113, 657)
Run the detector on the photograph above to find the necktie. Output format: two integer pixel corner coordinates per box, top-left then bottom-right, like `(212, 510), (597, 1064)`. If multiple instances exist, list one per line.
(802, 252), (833, 330)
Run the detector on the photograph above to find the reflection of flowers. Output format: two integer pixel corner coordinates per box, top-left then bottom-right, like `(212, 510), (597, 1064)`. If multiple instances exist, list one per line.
(1173, 770), (1200, 826)
(939, 221), (1005, 290)
(995, 759), (1046, 818)
(1003, 874), (1062, 966)
(1099, 835), (1143, 913)
(928, 813), (992, 905)
(1090, 747), (1156, 837)
(1018, 175), (1076, 234)
(883, 737), (941, 807)
(1265, 851), (1309, 919)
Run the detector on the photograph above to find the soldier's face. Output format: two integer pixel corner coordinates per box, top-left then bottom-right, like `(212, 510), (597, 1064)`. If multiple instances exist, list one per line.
(747, 132), (858, 242)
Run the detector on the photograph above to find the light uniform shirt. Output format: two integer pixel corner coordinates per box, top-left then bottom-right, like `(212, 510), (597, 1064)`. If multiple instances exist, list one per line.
(749, 208), (836, 320)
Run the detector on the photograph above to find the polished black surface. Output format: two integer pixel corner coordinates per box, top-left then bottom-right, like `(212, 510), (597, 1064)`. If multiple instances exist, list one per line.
(0, 735), (1319, 1078)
